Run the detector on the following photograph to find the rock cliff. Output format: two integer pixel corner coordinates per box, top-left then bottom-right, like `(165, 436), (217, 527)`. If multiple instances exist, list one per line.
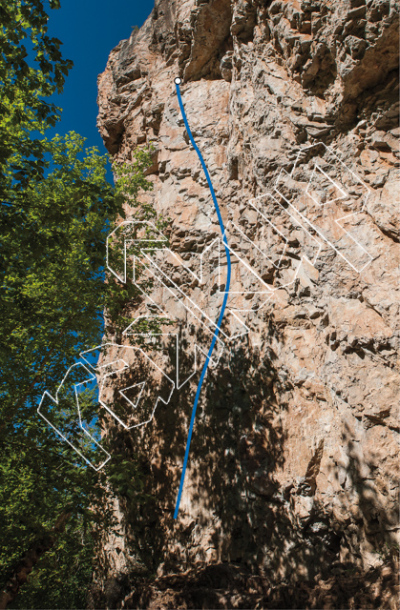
(92, 0), (399, 608)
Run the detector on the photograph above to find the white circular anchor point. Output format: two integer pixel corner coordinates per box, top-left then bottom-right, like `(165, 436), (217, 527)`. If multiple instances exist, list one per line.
(174, 77), (182, 85)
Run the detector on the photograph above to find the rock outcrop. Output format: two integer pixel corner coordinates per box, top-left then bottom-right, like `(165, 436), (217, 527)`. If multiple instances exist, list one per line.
(93, 1), (399, 608)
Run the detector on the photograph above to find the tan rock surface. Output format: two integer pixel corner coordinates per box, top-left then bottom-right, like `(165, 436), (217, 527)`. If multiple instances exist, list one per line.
(91, 1), (399, 608)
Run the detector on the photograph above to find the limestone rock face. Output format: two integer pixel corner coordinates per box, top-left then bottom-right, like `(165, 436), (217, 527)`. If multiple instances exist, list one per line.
(93, 1), (399, 608)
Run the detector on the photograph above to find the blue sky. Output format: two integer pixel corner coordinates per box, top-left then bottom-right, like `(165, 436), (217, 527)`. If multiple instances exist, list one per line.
(46, 0), (155, 164)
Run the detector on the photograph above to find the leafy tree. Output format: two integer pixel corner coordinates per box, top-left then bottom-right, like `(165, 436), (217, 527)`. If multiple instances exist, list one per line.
(8, 521), (96, 610)
(0, 0), (72, 201)
(0, 135), (161, 608)
(0, 2), (165, 608)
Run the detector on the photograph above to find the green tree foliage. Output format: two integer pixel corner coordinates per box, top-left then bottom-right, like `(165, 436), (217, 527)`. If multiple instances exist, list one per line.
(0, 0), (72, 200)
(0, 143), (157, 607)
(0, 1), (164, 608)
(1, 133), (119, 426)
(8, 522), (95, 610)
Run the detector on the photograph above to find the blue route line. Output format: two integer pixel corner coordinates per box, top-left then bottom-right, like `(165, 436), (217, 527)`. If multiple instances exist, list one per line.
(173, 78), (232, 519)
